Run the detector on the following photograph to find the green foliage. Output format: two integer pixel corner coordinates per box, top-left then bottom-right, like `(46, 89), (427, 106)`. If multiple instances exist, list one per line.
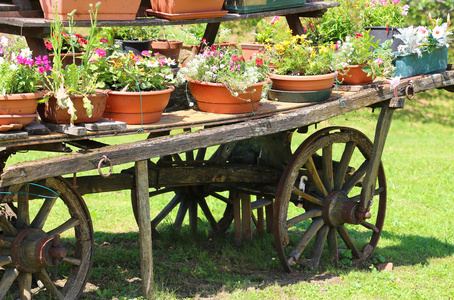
(363, 0), (409, 27)
(101, 26), (159, 42)
(254, 16), (292, 44)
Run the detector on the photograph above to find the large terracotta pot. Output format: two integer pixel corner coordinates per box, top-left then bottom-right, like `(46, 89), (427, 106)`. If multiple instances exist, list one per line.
(150, 0), (225, 14)
(101, 86), (175, 124)
(39, 0), (141, 20)
(38, 93), (107, 124)
(188, 79), (269, 114)
(0, 92), (42, 115)
(338, 65), (373, 85)
(151, 40), (183, 61)
(240, 42), (266, 61)
(270, 72), (336, 92)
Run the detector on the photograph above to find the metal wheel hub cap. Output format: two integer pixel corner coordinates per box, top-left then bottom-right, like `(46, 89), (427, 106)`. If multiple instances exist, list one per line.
(322, 191), (368, 227)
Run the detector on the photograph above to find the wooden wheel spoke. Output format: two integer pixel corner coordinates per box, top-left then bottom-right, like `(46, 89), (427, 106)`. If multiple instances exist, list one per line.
(61, 256), (82, 266)
(311, 224), (329, 269)
(148, 187), (173, 198)
(35, 268), (64, 300)
(151, 193), (182, 228)
(360, 221), (380, 233)
(288, 218), (324, 264)
(30, 197), (58, 229)
(304, 156), (328, 197)
(210, 192), (233, 205)
(337, 225), (361, 258)
(198, 198), (220, 232)
(0, 214), (17, 236)
(195, 148), (207, 161)
(0, 268), (19, 299)
(0, 256), (12, 267)
(174, 196), (189, 232)
(349, 186), (385, 202)
(171, 153), (183, 162)
(47, 217), (80, 236)
(291, 187), (324, 206)
(343, 160), (368, 193)
(322, 145), (334, 193)
(327, 227), (339, 268)
(17, 184), (30, 229)
(334, 141), (356, 191)
(286, 209), (322, 229)
(0, 240), (12, 248)
(188, 197), (198, 234)
(18, 272), (32, 300)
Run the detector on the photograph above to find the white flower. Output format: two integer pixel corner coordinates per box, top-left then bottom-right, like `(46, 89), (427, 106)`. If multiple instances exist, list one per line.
(386, 76), (401, 90)
(432, 24), (446, 40)
(0, 57), (4, 65)
(20, 47), (32, 58)
(9, 64), (18, 71)
(0, 36), (8, 48)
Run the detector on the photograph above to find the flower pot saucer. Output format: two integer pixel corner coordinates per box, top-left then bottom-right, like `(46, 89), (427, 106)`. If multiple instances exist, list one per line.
(0, 114), (38, 127)
(0, 123), (23, 132)
(146, 9), (228, 20)
(268, 87), (334, 103)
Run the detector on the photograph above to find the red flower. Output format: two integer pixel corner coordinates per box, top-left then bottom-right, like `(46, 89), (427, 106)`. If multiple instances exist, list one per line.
(62, 32), (70, 37)
(255, 58), (264, 67)
(44, 41), (53, 51)
(231, 54), (238, 62)
(100, 38), (108, 44)
(355, 33), (364, 39)
(78, 37), (88, 45)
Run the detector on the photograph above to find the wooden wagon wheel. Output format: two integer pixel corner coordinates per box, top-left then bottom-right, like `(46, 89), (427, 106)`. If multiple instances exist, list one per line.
(275, 127), (386, 271)
(0, 177), (94, 299)
(131, 142), (235, 237)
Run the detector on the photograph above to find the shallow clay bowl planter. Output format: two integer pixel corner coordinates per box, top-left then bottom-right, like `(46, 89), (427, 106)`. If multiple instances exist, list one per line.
(148, 0), (227, 20)
(38, 93), (107, 124)
(270, 72), (336, 92)
(101, 85), (175, 125)
(338, 65), (373, 85)
(0, 114), (38, 127)
(0, 92), (42, 115)
(151, 40), (183, 61)
(239, 42), (266, 60)
(188, 79), (269, 114)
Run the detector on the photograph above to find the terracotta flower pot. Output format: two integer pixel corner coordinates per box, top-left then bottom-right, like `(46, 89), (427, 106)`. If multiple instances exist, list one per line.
(150, 0), (225, 14)
(151, 40), (183, 61)
(101, 86), (175, 124)
(270, 72), (336, 92)
(0, 92), (42, 115)
(39, 0), (141, 20)
(49, 53), (83, 68)
(338, 65), (373, 85)
(38, 93), (108, 124)
(240, 42), (266, 61)
(188, 79), (269, 114)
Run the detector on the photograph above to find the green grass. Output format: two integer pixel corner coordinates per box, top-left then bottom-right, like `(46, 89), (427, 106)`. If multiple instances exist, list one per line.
(4, 89), (454, 299)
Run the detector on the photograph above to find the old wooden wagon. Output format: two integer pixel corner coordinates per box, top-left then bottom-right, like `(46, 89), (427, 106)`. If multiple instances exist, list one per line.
(0, 0), (453, 299)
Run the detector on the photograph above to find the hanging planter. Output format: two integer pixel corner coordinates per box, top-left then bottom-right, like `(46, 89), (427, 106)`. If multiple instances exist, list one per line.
(364, 27), (403, 52)
(338, 65), (373, 85)
(269, 72), (336, 92)
(394, 47), (448, 78)
(101, 85), (174, 125)
(39, 0), (142, 20)
(188, 79), (268, 114)
(148, 0), (227, 20)
(38, 93), (107, 124)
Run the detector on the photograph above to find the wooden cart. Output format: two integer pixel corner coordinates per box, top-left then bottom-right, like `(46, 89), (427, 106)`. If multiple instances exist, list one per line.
(0, 1), (454, 299)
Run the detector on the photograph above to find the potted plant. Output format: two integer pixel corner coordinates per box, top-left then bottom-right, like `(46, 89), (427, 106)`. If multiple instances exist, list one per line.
(102, 26), (160, 55)
(0, 37), (43, 131)
(176, 45), (270, 114)
(393, 14), (452, 78)
(38, 3), (107, 125)
(267, 35), (337, 97)
(333, 30), (395, 85)
(148, 0), (226, 20)
(362, 0), (410, 51)
(89, 47), (175, 124)
(44, 31), (89, 67)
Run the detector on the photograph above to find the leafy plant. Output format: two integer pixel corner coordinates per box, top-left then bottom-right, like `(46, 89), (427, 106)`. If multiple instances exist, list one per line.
(254, 16), (292, 44)
(102, 26), (160, 42)
(268, 35), (336, 76)
(333, 30), (395, 79)
(363, 0), (410, 28)
(89, 47), (174, 92)
(44, 31), (88, 53)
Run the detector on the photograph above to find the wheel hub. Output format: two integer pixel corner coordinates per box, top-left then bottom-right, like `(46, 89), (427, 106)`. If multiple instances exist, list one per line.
(322, 191), (370, 227)
(10, 228), (67, 273)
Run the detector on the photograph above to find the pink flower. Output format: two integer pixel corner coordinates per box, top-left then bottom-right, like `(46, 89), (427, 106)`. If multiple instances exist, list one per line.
(401, 10), (408, 16)
(380, 0), (387, 5)
(100, 38), (108, 43)
(44, 41), (53, 51)
(374, 58), (383, 64)
(141, 50), (150, 57)
(95, 48), (106, 57)
(393, 0), (400, 4)
(211, 66), (218, 71)
(270, 16), (280, 25)
(386, 76), (401, 90)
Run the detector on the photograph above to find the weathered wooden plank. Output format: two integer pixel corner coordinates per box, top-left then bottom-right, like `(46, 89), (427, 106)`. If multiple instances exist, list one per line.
(23, 120), (50, 135)
(135, 160), (153, 298)
(82, 119), (127, 131)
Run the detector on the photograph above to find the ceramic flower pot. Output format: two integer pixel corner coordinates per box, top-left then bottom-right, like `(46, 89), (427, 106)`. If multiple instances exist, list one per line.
(240, 42), (266, 61)
(151, 40), (183, 61)
(188, 79), (269, 114)
(338, 65), (373, 85)
(394, 47), (448, 78)
(39, 0), (142, 20)
(0, 92), (42, 115)
(116, 39), (153, 56)
(38, 93), (108, 124)
(270, 72), (336, 92)
(101, 86), (175, 124)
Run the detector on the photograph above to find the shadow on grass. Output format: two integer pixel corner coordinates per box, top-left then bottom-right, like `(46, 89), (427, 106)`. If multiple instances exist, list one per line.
(79, 226), (454, 299)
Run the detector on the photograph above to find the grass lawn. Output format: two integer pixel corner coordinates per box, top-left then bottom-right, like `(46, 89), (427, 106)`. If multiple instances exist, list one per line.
(5, 89), (454, 299)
